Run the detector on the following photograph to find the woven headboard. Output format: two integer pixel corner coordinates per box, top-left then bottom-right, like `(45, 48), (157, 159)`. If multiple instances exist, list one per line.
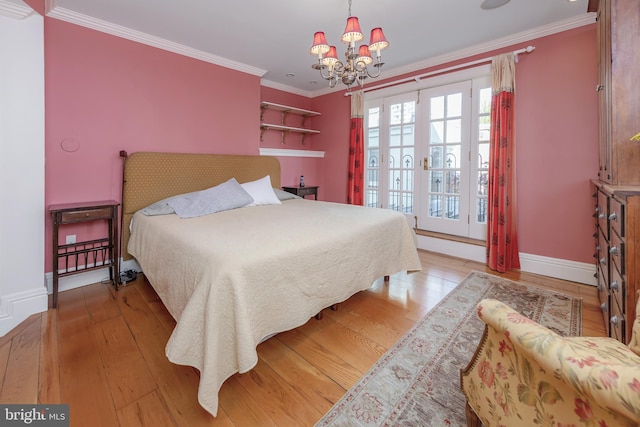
(121, 151), (281, 260)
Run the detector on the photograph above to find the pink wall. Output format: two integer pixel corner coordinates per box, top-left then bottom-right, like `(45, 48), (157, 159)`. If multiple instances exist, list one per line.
(44, 18), (262, 270)
(311, 26), (599, 264)
(515, 26), (599, 263)
(43, 15), (599, 271)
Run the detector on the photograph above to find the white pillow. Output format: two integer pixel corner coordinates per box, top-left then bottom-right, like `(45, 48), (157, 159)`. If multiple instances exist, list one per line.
(241, 175), (282, 206)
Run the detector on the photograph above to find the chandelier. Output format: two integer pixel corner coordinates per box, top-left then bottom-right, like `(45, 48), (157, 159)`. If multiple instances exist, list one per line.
(309, 0), (389, 88)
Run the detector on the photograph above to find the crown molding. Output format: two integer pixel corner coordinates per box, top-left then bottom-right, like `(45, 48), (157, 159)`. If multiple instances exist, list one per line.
(260, 79), (314, 98)
(308, 12), (597, 98)
(45, 1), (267, 78)
(0, 0), (34, 19)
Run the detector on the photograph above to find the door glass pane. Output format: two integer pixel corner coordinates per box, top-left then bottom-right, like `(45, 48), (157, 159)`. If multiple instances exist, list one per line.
(430, 146), (443, 168)
(389, 169), (400, 190)
(368, 127), (379, 147)
(390, 104), (402, 125)
(430, 96), (444, 120)
(365, 106), (381, 209)
(445, 196), (460, 219)
(402, 169), (414, 198)
(478, 143), (489, 169)
(367, 149), (379, 186)
(447, 93), (462, 117)
(445, 145), (461, 169)
(428, 171), (443, 192)
(477, 170), (487, 196)
(389, 147), (401, 168)
(402, 192), (414, 214)
(477, 198), (487, 223)
(430, 121), (444, 143)
(479, 88), (491, 115)
(389, 191), (400, 211)
(445, 171), (460, 194)
(390, 125), (401, 146)
(402, 124), (415, 146)
(403, 102), (416, 123)
(446, 119), (462, 143)
(429, 194), (441, 217)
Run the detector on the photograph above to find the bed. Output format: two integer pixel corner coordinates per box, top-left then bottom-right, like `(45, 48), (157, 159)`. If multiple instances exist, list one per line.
(121, 151), (422, 416)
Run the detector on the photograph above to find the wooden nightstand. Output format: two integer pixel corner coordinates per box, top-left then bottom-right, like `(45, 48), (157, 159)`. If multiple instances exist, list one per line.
(282, 186), (318, 200)
(49, 200), (120, 308)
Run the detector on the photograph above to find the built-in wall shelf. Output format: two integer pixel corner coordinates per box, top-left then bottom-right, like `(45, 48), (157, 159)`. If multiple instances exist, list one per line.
(260, 101), (320, 144)
(259, 148), (325, 158)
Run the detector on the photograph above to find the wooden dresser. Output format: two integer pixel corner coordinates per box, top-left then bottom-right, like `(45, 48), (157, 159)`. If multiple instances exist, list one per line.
(589, 0), (640, 343)
(592, 181), (640, 343)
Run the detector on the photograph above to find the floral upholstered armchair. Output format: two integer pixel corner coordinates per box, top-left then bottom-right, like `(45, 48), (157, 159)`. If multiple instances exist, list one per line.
(460, 298), (640, 427)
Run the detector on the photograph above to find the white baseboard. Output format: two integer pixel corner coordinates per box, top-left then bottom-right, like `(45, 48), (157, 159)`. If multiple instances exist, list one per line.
(519, 252), (596, 286)
(416, 235), (596, 286)
(0, 287), (48, 337)
(416, 235), (486, 263)
(43, 258), (141, 294)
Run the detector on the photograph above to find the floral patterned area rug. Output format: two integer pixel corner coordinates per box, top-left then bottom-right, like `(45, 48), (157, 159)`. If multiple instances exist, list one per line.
(315, 271), (582, 427)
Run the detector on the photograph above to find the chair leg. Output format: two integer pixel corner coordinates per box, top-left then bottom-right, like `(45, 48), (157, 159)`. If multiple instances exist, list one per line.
(465, 402), (482, 427)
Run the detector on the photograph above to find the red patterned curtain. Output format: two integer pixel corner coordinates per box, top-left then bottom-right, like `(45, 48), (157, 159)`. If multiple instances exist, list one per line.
(347, 91), (364, 205)
(486, 53), (520, 272)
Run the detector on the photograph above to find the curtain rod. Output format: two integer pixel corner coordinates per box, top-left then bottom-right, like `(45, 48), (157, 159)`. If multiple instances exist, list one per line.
(346, 45), (535, 96)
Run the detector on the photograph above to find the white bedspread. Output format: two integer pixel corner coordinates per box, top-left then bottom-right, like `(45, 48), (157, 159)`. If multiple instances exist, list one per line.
(128, 199), (421, 416)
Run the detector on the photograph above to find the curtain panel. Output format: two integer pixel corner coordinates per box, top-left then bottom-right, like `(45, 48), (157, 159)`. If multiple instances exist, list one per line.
(486, 53), (520, 272)
(347, 91), (365, 205)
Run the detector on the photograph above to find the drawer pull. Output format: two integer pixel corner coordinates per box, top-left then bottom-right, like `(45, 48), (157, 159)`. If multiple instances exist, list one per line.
(609, 246), (618, 256)
(610, 315), (618, 326)
(600, 303), (608, 312)
(599, 257), (607, 266)
(608, 212), (617, 221)
(610, 280), (619, 291)
(598, 213), (606, 219)
(596, 84), (604, 91)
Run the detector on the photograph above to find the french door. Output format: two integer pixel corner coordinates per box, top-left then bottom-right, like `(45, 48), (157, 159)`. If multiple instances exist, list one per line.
(364, 93), (417, 219)
(364, 73), (490, 240)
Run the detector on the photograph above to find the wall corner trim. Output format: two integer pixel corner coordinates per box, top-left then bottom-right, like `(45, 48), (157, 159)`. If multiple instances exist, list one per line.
(0, 287), (48, 337)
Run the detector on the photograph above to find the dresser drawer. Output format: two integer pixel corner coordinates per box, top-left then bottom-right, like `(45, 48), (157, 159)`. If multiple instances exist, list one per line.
(609, 229), (625, 275)
(610, 264), (625, 306)
(60, 207), (114, 223)
(597, 229), (608, 269)
(597, 190), (609, 236)
(609, 294), (625, 342)
(609, 197), (624, 237)
(597, 263), (610, 338)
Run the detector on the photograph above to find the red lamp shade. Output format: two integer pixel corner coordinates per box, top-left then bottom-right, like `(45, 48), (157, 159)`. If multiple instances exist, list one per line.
(321, 46), (339, 68)
(368, 27), (389, 55)
(341, 16), (364, 43)
(310, 32), (330, 56)
(356, 45), (373, 65)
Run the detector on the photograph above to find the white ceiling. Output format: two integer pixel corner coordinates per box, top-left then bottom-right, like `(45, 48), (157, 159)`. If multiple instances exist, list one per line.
(19, 0), (594, 96)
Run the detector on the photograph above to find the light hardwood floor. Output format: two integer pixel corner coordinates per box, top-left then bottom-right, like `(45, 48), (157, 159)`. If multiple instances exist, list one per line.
(0, 250), (605, 426)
